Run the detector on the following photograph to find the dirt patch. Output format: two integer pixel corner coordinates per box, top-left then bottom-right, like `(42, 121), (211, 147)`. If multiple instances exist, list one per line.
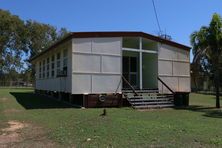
(0, 121), (25, 146)
(2, 121), (27, 132)
(0, 133), (21, 144)
(0, 97), (7, 102)
(0, 121), (57, 147)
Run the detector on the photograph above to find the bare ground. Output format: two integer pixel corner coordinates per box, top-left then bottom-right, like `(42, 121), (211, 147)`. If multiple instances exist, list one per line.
(0, 121), (58, 148)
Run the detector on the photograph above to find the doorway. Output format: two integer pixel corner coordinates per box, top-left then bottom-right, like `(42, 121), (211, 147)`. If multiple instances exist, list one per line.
(122, 55), (139, 89)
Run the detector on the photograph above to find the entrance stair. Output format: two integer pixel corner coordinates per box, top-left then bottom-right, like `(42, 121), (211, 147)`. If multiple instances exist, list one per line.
(123, 90), (174, 109)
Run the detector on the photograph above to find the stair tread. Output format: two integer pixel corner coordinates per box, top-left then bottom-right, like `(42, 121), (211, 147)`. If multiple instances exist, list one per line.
(131, 101), (173, 105)
(128, 96), (173, 99)
(134, 104), (174, 109)
(128, 98), (173, 102)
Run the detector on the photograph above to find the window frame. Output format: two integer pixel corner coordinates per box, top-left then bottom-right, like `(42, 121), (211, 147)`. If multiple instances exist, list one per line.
(42, 60), (45, 78)
(39, 61), (42, 79)
(56, 52), (61, 77)
(62, 49), (68, 76)
(51, 55), (55, 78)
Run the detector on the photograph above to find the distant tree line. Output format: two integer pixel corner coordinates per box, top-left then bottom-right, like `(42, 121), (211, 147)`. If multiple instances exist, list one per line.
(0, 9), (69, 82)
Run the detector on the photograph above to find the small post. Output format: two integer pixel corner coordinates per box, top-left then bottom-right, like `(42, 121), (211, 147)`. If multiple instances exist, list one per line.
(58, 92), (62, 101)
(69, 94), (72, 103)
(100, 108), (107, 116)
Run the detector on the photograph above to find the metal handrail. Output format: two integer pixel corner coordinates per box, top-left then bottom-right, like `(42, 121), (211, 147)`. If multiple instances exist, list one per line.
(157, 77), (175, 94)
(122, 75), (139, 96)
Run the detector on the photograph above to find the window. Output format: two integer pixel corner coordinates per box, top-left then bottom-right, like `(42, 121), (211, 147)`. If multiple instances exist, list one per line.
(47, 58), (50, 78)
(43, 60), (45, 78)
(63, 49), (68, 76)
(51, 55), (55, 77)
(122, 37), (140, 49)
(56, 52), (61, 76)
(39, 62), (42, 79)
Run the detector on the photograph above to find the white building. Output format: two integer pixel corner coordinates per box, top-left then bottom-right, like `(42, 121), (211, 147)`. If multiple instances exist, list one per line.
(31, 32), (191, 108)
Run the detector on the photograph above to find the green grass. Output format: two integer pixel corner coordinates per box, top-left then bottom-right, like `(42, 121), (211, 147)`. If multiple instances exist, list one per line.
(1, 88), (222, 147)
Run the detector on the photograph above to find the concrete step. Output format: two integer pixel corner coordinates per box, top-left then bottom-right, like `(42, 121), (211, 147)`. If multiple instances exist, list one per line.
(128, 98), (173, 102)
(134, 104), (174, 109)
(129, 96), (173, 99)
(131, 101), (173, 105)
(124, 93), (173, 98)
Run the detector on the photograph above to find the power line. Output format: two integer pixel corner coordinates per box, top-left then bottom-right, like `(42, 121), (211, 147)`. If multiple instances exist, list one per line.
(152, 0), (162, 33)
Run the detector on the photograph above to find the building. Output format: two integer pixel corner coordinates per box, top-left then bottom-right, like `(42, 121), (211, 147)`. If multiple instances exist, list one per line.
(30, 32), (191, 108)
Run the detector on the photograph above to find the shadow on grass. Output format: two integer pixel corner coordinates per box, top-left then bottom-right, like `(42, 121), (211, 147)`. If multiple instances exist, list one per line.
(10, 92), (73, 109)
(175, 105), (222, 118)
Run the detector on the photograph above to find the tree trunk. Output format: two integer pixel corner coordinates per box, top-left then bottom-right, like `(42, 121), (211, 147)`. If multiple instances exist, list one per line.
(215, 82), (220, 108)
(193, 75), (198, 92)
(215, 65), (220, 108)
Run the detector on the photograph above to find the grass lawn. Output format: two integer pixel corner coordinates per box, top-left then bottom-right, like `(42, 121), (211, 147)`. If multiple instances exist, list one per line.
(1, 88), (222, 147)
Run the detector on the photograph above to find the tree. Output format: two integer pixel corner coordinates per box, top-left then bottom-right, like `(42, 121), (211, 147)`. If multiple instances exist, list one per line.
(25, 20), (69, 57)
(0, 9), (69, 81)
(0, 9), (27, 73)
(191, 13), (222, 108)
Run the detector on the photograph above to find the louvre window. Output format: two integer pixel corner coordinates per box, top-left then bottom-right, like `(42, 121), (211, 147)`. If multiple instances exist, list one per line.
(51, 55), (55, 77)
(39, 62), (42, 79)
(56, 52), (61, 76)
(63, 49), (68, 76)
(47, 58), (50, 78)
(43, 60), (45, 78)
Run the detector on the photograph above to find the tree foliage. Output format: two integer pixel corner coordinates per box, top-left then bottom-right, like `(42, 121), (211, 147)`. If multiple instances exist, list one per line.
(190, 13), (222, 108)
(25, 20), (68, 57)
(0, 9), (69, 76)
(0, 9), (27, 73)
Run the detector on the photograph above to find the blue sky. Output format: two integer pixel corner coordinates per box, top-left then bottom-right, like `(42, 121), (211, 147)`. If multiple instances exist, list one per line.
(1, 0), (222, 62)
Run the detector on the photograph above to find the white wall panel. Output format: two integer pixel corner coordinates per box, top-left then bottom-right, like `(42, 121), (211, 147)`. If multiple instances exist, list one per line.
(36, 78), (69, 92)
(158, 81), (171, 94)
(158, 44), (177, 60)
(92, 75), (121, 93)
(73, 38), (91, 53)
(102, 56), (121, 73)
(72, 37), (122, 94)
(161, 77), (178, 91)
(179, 78), (191, 92)
(177, 48), (189, 61)
(73, 54), (100, 73)
(92, 38), (121, 55)
(36, 80), (41, 89)
(173, 62), (190, 76)
(72, 74), (91, 94)
(158, 43), (190, 93)
(158, 60), (172, 75)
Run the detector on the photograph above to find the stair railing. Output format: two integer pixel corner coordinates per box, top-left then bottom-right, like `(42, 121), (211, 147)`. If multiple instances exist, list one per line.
(157, 77), (175, 94)
(121, 75), (139, 96)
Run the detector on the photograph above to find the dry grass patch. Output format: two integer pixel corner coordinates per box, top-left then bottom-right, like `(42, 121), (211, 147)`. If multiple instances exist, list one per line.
(0, 121), (57, 148)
